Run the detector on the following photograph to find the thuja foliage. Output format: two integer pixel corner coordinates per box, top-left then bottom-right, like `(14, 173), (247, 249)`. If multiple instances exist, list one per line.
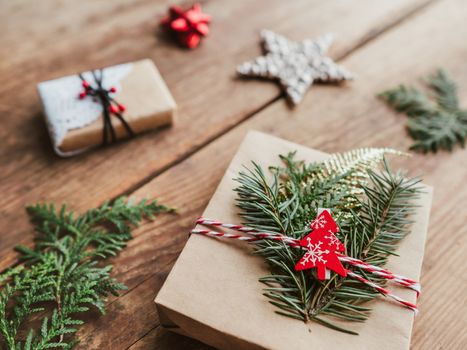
(379, 69), (467, 153)
(235, 149), (421, 334)
(0, 197), (173, 349)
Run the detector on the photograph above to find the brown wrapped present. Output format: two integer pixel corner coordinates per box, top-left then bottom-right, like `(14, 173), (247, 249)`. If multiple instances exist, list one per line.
(37, 59), (176, 156)
(155, 131), (432, 350)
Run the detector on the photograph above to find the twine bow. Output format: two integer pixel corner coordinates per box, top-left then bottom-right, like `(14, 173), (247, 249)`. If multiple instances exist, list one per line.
(78, 70), (134, 145)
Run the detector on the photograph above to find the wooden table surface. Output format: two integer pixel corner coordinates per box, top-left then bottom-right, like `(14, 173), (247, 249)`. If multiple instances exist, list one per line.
(1, 0), (466, 349)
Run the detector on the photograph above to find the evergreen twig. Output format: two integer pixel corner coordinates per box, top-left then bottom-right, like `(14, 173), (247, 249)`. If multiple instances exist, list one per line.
(379, 69), (467, 153)
(0, 197), (173, 349)
(235, 150), (420, 334)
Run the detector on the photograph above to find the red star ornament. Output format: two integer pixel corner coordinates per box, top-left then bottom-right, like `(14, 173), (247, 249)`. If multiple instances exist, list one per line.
(161, 4), (211, 49)
(295, 210), (347, 280)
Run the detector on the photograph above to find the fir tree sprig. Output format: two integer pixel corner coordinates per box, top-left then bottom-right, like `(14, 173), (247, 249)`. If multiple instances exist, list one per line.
(379, 69), (467, 153)
(0, 197), (173, 349)
(235, 151), (420, 334)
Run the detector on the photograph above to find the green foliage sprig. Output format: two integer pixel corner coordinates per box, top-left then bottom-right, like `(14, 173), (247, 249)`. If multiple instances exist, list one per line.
(379, 69), (467, 153)
(0, 197), (173, 349)
(235, 150), (420, 334)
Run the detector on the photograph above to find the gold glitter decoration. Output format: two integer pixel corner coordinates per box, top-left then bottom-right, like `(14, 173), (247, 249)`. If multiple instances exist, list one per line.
(305, 148), (405, 213)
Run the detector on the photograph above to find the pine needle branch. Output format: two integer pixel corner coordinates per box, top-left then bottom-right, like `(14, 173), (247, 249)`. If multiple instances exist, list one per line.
(235, 151), (420, 334)
(0, 197), (173, 349)
(379, 69), (467, 153)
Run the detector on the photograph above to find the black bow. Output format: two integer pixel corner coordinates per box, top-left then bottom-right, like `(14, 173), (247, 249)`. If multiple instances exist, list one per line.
(78, 70), (134, 145)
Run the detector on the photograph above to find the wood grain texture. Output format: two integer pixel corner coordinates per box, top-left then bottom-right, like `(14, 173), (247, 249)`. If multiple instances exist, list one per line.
(128, 326), (214, 350)
(2, 0), (466, 349)
(67, 0), (466, 348)
(0, 0), (433, 270)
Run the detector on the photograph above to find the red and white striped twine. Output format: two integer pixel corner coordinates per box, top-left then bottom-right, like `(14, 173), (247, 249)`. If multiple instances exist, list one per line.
(337, 254), (421, 295)
(346, 271), (418, 314)
(190, 229), (298, 245)
(192, 217), (420, 313)
(196, 218), (420, 294)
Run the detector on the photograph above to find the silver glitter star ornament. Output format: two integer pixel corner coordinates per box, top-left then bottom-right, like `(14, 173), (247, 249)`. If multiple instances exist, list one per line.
(237, 30), (354, 105)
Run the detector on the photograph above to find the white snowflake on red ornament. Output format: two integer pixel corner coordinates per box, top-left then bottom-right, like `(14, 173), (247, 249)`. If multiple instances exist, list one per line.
(300, 238), (329, 266)
(295, 210), (347, 280)
(311, 215), (328, 230)
(324, 232), (343, 250)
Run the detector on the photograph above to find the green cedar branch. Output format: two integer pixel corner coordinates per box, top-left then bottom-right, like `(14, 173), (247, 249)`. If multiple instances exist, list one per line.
(0, 197), (173, 349)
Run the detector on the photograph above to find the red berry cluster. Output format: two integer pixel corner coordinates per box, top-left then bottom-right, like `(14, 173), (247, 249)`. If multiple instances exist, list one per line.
(78, 80), (126, 115)
(161, 4), (211, 49)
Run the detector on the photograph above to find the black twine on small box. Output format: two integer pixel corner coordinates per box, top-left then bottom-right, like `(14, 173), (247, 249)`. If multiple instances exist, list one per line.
(78, 70), (134, 145)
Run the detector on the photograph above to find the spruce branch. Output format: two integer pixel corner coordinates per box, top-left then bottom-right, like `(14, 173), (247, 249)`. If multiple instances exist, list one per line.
(0, 197), (173, 349)
(379, 69), (467, 153)
(235, 151), (420, 334)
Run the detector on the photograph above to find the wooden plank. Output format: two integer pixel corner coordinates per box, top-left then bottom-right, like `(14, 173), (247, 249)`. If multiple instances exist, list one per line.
(0, 0), (433, 270)
(71, 0), (467, 348)
(128, 326), (213, 350)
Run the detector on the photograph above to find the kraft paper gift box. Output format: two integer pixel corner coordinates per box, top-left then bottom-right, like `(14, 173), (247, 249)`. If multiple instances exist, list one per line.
(155, 131), (432, 350)
(37, 59), (176, 156)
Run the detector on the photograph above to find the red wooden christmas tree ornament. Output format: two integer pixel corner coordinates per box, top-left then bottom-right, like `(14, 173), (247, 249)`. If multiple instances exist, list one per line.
(295, 210), (347, 280)
(161, 4), (211, 49)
